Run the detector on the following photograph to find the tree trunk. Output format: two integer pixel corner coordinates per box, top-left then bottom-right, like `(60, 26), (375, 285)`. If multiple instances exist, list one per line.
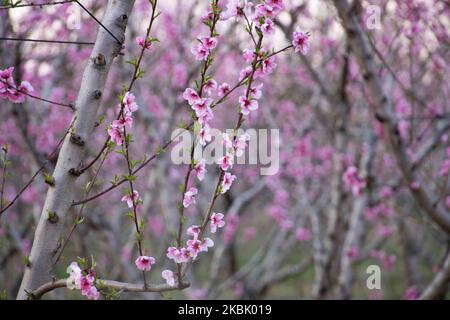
(17, 0), (136, 299)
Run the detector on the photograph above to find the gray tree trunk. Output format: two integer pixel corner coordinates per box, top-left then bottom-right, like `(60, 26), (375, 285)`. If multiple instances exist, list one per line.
(17, 0), (136, 299)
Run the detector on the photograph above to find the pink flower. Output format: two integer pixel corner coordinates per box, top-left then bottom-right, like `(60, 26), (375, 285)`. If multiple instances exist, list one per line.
(186, 238), (214, 259)
(261, 18), (275, 35)
(108, 126), (123, 146)
(183, 88), (200, 105)
(221, 172), (237, 194)
(261, 56), (277, 75)
(346, 245), (359, 260)
(234, 133), (250, 157)
(243, 49), (256, 62)
(249, 83), (263, 99)
(239, 96), (258, 115)
(135, 255), (156, 271)
(183, 187), (198, 208)
(295, 227), (311, 242)
(187, 225), (201, 239)
(178, 248), (191, 262)
(217, 153), (234, 171)
(66, 262), (83, 290)
(404, 286), (418, 300)
(193, 159), (207, 181)
(192, 98), (213, 117)
(222, 0), (252, 21)
(123, 91), (138, 113)
(204, 78), (218, 96)
(82, 285), (100, 300)
(121, 190), (140, 208)
(198, 107), (214, 125)
(222, 133), (233, 149)
(343, 166), (366, 196)
(191, 43), (209, 61)
(200, 237), (214, 252)
(239, 66), (253, 81)
(199, 124), (212, 146)
(112, 116), (133, 129)
(19, 81), (34, 94)
(201, 36), (218, 50)
(218, 82), (230, 97)
(210, 212), (225, 233)
(292, 29), (311, 55)
(410, 181), (420, 190)
(162, 270), (176, 286)
(136, 36), (151, 49)
(166, 247), (180, 262)
(186, 239), (202, 259)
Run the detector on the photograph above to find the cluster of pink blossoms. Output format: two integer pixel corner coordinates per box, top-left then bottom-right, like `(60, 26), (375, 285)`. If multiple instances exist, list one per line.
(66, 262), (100, 300)
(0, 67), (34, 104)
(107, 91), (139, 146)
(343, 166), (366, 196)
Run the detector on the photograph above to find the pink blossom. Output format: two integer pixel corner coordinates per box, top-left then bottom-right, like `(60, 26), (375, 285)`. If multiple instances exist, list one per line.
(204, 78), (218, 96)
(221, 172), (237, 194)
(198, 107), (214, 125)
(343, 166), (366, 196)
(218, 82), (230, 97)
(243, 49), (256, 62)
(186, 239), (202, 259)
(183, 187), (198, 208)
(108, 126), (123, 146)
(217, 153), (234, 171)
(192, 98), (213, 117)
(191, 43), (209, 61)
(410, 181), (420, 190)
(66, 262), (83, 290)
(295, 227), (311, 242)
(183, 88), (200, 105)
(249, 83), (263, 99)
(201, 36), (218, 50)
(222, 132), (233, 149)
(261, 56), (277, 75)
(121, 190), (140, 208)
(210, 212), (225, 233)
(239, 66), (253, 81)
(346, 245), (359, 260)
(193, 159), (207, 181)
(292, 29), (311, 55)
(199, 124), (212, 146)
(167, 247), (180, 262)
(136, 36), (151, 49)
(135, 255), (156, 271)
(187, 225), (201, 239)
(19, 81), (34, 94)
(200, 237), (214, 252)
(123, 91), (139, 113)
(162, 270), (176, 286)
(222, 0), (252, 21)
(234, 133), (250, 157)
(82, 285), (100, 300)
(239, 96), (258, 115)
(404, 286), (418, 300)
(261, 18), (275, 35)
(112, 116), (133, 129)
